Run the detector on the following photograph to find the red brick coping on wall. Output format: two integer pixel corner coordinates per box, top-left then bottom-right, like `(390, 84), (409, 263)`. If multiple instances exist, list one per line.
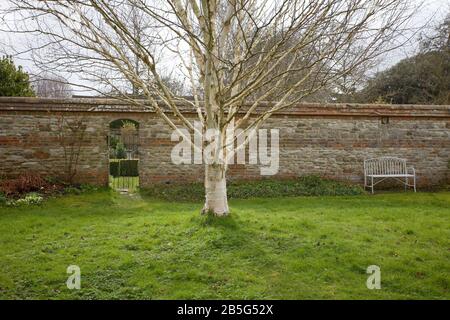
(0, 97), (449, 118)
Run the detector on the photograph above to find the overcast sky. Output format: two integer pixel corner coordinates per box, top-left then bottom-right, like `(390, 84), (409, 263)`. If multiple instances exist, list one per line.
(0, 0), (448, 95)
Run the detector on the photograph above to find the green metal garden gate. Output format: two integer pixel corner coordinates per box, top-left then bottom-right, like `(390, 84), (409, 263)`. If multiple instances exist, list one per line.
(108, 125), (139, 192)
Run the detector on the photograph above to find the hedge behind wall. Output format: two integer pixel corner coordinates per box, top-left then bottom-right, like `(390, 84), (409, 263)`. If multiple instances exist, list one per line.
(110, 160), (139, 177)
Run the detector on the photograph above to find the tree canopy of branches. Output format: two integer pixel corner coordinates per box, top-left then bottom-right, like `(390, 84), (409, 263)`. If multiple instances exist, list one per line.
(32, 74), (73, 98)
(356, 51), (449, 104)
(2, 0), (417, 215)
(357, 13), (450, 105)
(419, 12), (450, 53)
(0, 56), (35, 97)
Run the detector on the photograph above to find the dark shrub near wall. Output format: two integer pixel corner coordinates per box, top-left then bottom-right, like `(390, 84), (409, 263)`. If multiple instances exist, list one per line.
(110, 160), (139, 177)
(141, 176), (366, 201)
(0, 172), (68, 198)
(109, 161), (119, 177)
(0, 173), (48, 197)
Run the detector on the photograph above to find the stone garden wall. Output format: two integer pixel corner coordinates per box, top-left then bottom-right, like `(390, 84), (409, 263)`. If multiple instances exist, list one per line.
(0, 97), (449, 188)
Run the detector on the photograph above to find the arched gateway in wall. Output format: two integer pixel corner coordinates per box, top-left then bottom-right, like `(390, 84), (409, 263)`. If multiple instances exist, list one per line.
(108, 119), (140, 191)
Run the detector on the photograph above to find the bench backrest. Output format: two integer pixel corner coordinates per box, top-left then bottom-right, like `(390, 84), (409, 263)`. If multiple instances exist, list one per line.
(364, 157), (407, 175)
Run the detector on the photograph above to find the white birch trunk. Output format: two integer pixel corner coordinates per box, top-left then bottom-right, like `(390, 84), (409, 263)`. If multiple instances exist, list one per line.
(203, 163), (229, 216)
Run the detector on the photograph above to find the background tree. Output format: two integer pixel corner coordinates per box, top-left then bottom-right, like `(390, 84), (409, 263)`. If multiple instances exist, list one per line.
(3, 0), (417, 215)
(356, 51), (449, 104)
(419, 12), (449, 53)
(32, 74), (73, 98)
(0, 56), (35, 97)
(356, 13), (450, 104)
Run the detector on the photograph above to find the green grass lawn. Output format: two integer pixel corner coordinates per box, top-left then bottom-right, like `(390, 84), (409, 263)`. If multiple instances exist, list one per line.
(109, 176), (139, 192)
(0, 191), (449, 299)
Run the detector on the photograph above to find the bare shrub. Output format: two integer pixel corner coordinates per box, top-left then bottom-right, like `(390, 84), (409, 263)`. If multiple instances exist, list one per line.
(0, 173), (48, 197)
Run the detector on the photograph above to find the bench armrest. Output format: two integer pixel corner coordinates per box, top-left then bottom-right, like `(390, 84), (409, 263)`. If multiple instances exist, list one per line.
(407, 167), (415, 175)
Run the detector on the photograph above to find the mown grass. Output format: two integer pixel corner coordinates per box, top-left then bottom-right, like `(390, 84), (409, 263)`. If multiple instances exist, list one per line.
(0, 190), (449, 299)
(109, 176), (139, 192)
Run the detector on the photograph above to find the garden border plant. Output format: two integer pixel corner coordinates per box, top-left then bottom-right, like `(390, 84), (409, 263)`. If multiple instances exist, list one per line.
(0, 172), (101, 207)
(141, 175), (366, 202)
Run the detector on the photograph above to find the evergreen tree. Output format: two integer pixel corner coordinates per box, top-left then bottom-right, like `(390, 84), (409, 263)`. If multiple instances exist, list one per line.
(0, 56), (35, 97)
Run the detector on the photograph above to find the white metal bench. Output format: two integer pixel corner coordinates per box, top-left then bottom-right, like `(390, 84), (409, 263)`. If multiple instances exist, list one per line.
(364, 157), (416, 194)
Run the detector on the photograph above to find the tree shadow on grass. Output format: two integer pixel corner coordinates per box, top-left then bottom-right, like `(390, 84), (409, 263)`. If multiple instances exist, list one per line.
(188, 213), (244, 252)
(187, 212), (281, 270)
(192, 212), (239, 229)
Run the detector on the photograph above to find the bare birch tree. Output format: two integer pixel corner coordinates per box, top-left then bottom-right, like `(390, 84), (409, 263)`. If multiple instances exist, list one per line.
(2, 0), (417, 215)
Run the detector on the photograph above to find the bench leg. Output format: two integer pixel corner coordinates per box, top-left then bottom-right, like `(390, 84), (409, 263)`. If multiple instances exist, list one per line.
(414, 174), (416, 192)
(371, 176), (374, 194)
(405, 176), (408, 191)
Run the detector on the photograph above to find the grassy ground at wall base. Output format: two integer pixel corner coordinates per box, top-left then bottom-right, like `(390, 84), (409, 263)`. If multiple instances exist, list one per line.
(0, 190), (449, 299)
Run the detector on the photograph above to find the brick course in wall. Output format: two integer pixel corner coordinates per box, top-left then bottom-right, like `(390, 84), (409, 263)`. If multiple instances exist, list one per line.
(0, 97), (449, 188)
